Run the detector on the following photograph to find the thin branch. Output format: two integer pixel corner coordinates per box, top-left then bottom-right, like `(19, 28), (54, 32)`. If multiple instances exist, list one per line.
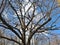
(0, 24), (8, 29)
(0, 0), (6, 14)
(0, 0), (4, 9)
(0, 16), (23, 40)
(0, 24), (22, 35)
(32, 15), (46, 30)
(46, 27), (60, 30)
(8, 1), (23, 36)
(27, 18), (51, 43)
(8, 1), (21, 26)
(51, 16), (60, 26)
(0, 36), (21, 45)
(26, 4), (35, 30)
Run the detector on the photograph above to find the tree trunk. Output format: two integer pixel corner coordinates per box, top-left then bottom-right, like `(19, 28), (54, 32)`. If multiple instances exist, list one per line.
(27, 41), (30, 45)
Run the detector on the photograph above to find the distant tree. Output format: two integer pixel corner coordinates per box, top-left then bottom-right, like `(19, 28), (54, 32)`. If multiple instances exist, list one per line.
(0, 0), (60, 45)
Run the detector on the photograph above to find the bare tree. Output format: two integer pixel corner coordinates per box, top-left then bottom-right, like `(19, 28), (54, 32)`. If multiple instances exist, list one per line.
(0, 0), (60, 45)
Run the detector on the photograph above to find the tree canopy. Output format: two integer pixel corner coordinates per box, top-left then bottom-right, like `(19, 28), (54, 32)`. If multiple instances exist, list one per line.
(0, 0), (60, 45)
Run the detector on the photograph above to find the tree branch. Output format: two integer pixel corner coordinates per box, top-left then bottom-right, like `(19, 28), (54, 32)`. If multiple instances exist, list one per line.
(0, 15), (23, 40)
(0, 0), (22, 40)
(0, 36), (21, 45)
(27, 18), (51, 44)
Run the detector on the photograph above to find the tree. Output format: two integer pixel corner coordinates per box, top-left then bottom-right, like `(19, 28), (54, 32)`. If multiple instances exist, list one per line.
(0, 0), (60, 45)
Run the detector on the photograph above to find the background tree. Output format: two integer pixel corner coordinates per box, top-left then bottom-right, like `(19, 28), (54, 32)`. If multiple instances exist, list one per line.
(0, 0), (60, 45)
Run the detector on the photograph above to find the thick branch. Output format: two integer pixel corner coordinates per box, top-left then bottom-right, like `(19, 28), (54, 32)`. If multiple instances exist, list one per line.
(0, 15), (23, 40)
(0, 0), (22, 40)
